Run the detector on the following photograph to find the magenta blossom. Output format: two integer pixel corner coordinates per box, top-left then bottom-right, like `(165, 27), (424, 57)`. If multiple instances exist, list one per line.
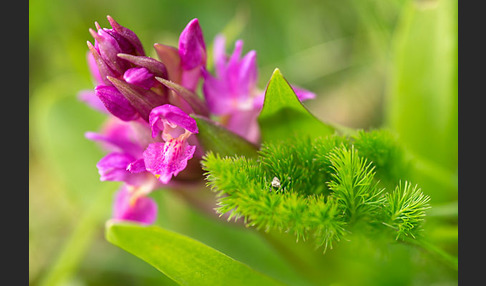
(112, 185), (158, 225)
(86, 118), (161, 224)
(202, 35), (316, 144)
(143, 104), (199, 184)
(86, 105), (198, 224)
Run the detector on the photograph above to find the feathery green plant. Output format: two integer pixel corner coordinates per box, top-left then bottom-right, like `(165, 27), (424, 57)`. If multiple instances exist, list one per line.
(382, 181), (431, 240)
(202, 130), (430, 252)
(351, 129), (411, 187)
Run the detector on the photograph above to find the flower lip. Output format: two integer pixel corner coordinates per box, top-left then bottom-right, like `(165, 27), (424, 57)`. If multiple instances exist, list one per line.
(143, 140), (196, 184)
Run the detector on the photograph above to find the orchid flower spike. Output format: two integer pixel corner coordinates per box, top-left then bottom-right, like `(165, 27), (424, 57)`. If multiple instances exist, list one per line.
(82, 17), (211, 226)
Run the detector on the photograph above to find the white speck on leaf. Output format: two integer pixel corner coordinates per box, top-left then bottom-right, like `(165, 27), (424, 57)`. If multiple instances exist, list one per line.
(271, 177), (280, 188)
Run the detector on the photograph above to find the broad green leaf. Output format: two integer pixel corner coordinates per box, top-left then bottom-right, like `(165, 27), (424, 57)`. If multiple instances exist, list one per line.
(258, 68), (335, 143)
(192, 115), (259, 158)
(105, 222), (285, 286)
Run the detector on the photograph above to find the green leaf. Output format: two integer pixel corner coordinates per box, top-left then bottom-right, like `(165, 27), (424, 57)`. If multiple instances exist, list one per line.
(192, 115), (259, 158)
(258, 68), (335, 144)
(105, 222), (285, 286)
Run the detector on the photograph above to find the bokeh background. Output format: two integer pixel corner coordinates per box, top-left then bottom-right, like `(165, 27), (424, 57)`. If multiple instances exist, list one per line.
(29, 0), (458, 285)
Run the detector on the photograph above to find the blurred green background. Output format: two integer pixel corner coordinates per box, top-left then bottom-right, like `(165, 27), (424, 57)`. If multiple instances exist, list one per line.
(29, 0), (457, 285)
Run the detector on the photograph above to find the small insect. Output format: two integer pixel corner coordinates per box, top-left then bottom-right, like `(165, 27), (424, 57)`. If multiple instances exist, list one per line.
(271, 177), (281, 188)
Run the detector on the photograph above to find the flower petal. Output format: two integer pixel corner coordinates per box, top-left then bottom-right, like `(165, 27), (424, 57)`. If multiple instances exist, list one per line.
(95, 85), (139, 121)
(107, 76), (168, 121)
(201, 38), (258, 115)
(127, 158), (146, 173)
(107, 15), (145, 56)
(77, 89), (108, 113)
(97, 152), (136, 181)
(117, 53), (168, 79)
(143, 140), (196, 184)
(91, 28), (129, 74)
(112, 187), (157, 225)
(154, 43), (182, 83)
(85, 118), (145, 157)
(226, 108), (261, 144)
(236, 50), (258, 100)
(292, 85), (316, 102)
(178, 18), (206, 70)
(87, 41), (117, 85)
(87, 51), (104, 85)
(212, 35), (227, 77)
(123, 67), (156, 90)
(149, 104), (198, 138)
(201, 68), (231, 115)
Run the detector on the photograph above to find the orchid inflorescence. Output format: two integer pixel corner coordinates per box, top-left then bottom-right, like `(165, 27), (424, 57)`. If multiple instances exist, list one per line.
(79, 16), (315, 225)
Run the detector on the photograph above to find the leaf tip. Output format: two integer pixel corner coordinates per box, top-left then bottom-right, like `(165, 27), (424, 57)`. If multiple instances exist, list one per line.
(270, 68), (284, 80)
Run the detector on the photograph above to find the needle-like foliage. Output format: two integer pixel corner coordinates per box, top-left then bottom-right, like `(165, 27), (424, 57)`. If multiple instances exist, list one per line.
(326, 145), (385, 223)
(202, 130), (430, 252)
(351, 129), (411, 187)
(382, 181), (431, 240)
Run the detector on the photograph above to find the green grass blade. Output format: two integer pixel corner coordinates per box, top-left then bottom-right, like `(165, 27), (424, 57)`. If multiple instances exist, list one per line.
(105, 222), (286, 286)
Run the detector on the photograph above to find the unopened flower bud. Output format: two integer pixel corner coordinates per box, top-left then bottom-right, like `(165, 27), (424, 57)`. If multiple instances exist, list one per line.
(95, 85), (139, 121)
